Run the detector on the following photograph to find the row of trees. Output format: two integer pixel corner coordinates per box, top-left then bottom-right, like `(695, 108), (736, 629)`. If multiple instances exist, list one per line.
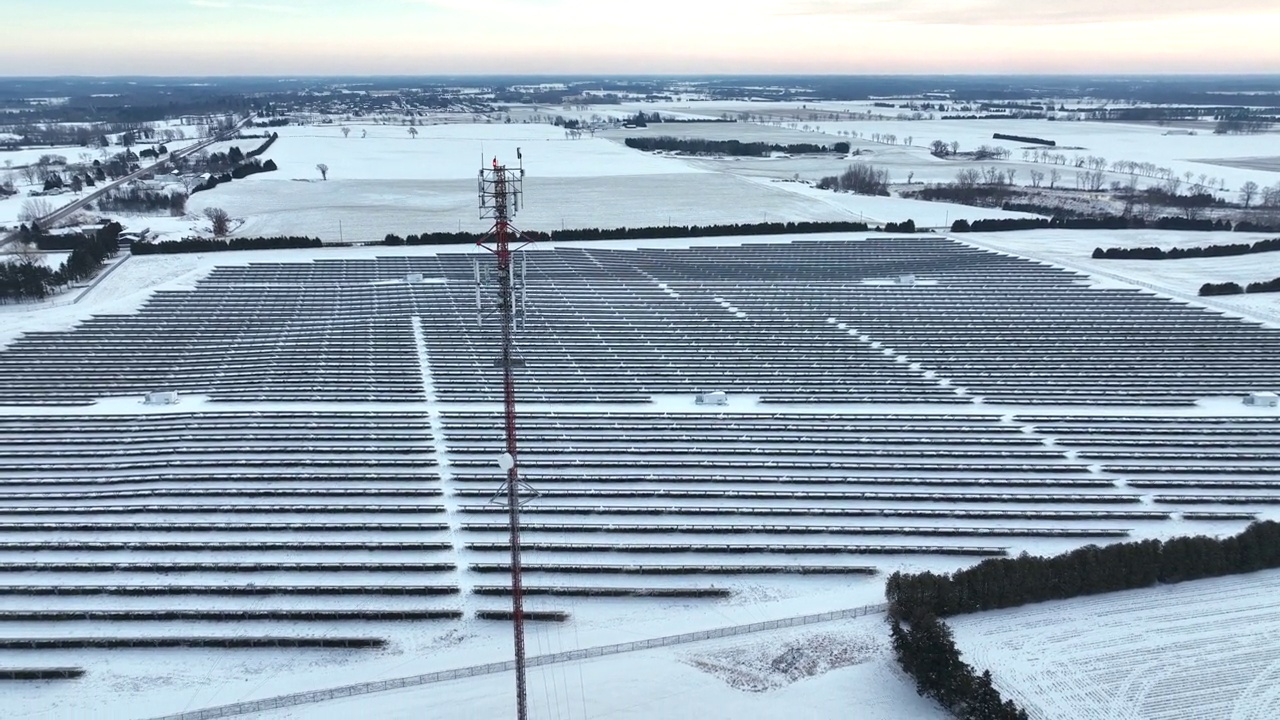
(190, 158), (278, 194)
(953, 216), (1237, 233)
(95, 186), (187, 216)
(992, 133), (1054, 147)
(0, 222), (121, 302)
(1093, 236), (1280, 260)
(887, 521), (1280, 620)
(890, 614), (1028, 720)
(245, 132), (279, 158)
(887, 522), (1280, 719)
(623, 136), (849, 157)
(383, 220), (876, 247)
(882, 219), (919, 233)
(130, 235), (321, 255)
(1199, 277), (1280, 296)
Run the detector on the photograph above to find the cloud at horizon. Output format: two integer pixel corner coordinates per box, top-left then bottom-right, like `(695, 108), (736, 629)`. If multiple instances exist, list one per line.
(0, 0), (1276, 75)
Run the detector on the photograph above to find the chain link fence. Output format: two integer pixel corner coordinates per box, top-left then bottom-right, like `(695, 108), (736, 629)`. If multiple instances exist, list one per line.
(152, 602), (888, 720)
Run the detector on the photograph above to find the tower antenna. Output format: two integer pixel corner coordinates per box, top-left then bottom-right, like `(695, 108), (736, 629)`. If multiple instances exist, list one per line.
(476, 155), (537, 720)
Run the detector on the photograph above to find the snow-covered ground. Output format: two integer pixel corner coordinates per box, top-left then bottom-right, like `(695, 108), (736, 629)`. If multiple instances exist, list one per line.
(952, 568), (1280, 720)
(34, 109), (1274, 244)
(3, 106), (1280, 720)
(175, 119), (1072, 242)
(254, 614), (946, 720)
(957, 230), (1280, 326)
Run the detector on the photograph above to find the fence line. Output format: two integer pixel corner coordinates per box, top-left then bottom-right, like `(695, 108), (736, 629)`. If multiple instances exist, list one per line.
(151, 602), (888, 720)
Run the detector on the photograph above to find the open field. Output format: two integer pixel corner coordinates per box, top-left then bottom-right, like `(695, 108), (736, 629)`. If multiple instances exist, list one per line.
(593, 100), (1280, 192)
(186, 174), (857, 241)
(174, 119), (1067, 241)
(952, 568), (1280, 720)
(1195, 156), (1280, 173)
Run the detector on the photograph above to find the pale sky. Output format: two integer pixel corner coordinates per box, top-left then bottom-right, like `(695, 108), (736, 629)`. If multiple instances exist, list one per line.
(3, 0), (1279, 75)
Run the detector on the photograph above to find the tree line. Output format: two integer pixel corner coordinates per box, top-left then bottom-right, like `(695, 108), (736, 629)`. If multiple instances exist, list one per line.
(888, 521), (1280, 620)
(245, 132), (279, 158)
(1093, 236), (1280, 260)
(130, 235), (321, 255)
(190, 158), (278, 194)
(382, 220), (875, 247)
(882, 219), (919, 233)
(887, 521), (1280, 719)
(624, 136), (849, 157)
(96, 186), (187, 216)
(992, 133), (1054, 147)
(1199, 277), (1280, 296)
(132, 220), (891, 255)
(953, 216), (1237, 233)
(890, 613), (1028, 720)
(0, 222), (121, 302)
(117, 221), (890, 254)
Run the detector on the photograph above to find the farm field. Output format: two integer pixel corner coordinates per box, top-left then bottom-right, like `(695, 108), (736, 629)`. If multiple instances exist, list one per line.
(596, 99), (1280, 190)
(171, 119), (1059, 242)
(951, 568), (1280, 720)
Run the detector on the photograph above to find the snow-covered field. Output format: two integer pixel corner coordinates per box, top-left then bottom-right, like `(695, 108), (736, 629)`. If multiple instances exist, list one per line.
(20, 106), (1277, 245)
(3, 105), (1280, 720)
(959, 229), (1280, 325)
(255, 614), (946, 720)
(176, 119), (1073, 242)
(952, 568), (1280, 720)
(576, 98), (1280, 199)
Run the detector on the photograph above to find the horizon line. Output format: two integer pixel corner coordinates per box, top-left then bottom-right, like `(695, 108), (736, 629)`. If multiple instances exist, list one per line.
(4, 72), (1280, 80)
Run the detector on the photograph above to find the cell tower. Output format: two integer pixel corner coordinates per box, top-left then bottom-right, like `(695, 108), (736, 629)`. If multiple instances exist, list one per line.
(475, 151), (537, 720)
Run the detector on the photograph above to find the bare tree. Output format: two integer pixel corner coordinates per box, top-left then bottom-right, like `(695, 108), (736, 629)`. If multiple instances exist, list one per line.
(408, 127), (418, 139)
(19, 165), (39, 185)
(1006, 169), (1018, 186)
(1261, 182), (1280, 208)
(341, 126), (351, 139)
(949, 140), (960, 155)
(1048, 168), (1061, 189)
(4, 240), (41, 267)
(954, 168), (982, 188)
(1029, 169), (1045, 188)
(1239, 181), (1259, 208)
(203, 207), (231, 237)
(18, 198), (54, 222)
(316, 163), (329, 181)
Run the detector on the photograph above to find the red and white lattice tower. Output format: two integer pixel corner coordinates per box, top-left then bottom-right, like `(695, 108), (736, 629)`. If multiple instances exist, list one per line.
(475, 152), (536, 720)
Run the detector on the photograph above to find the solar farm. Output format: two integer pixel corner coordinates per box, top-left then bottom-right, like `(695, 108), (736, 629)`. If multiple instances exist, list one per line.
(2, 231), (1280, 718)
